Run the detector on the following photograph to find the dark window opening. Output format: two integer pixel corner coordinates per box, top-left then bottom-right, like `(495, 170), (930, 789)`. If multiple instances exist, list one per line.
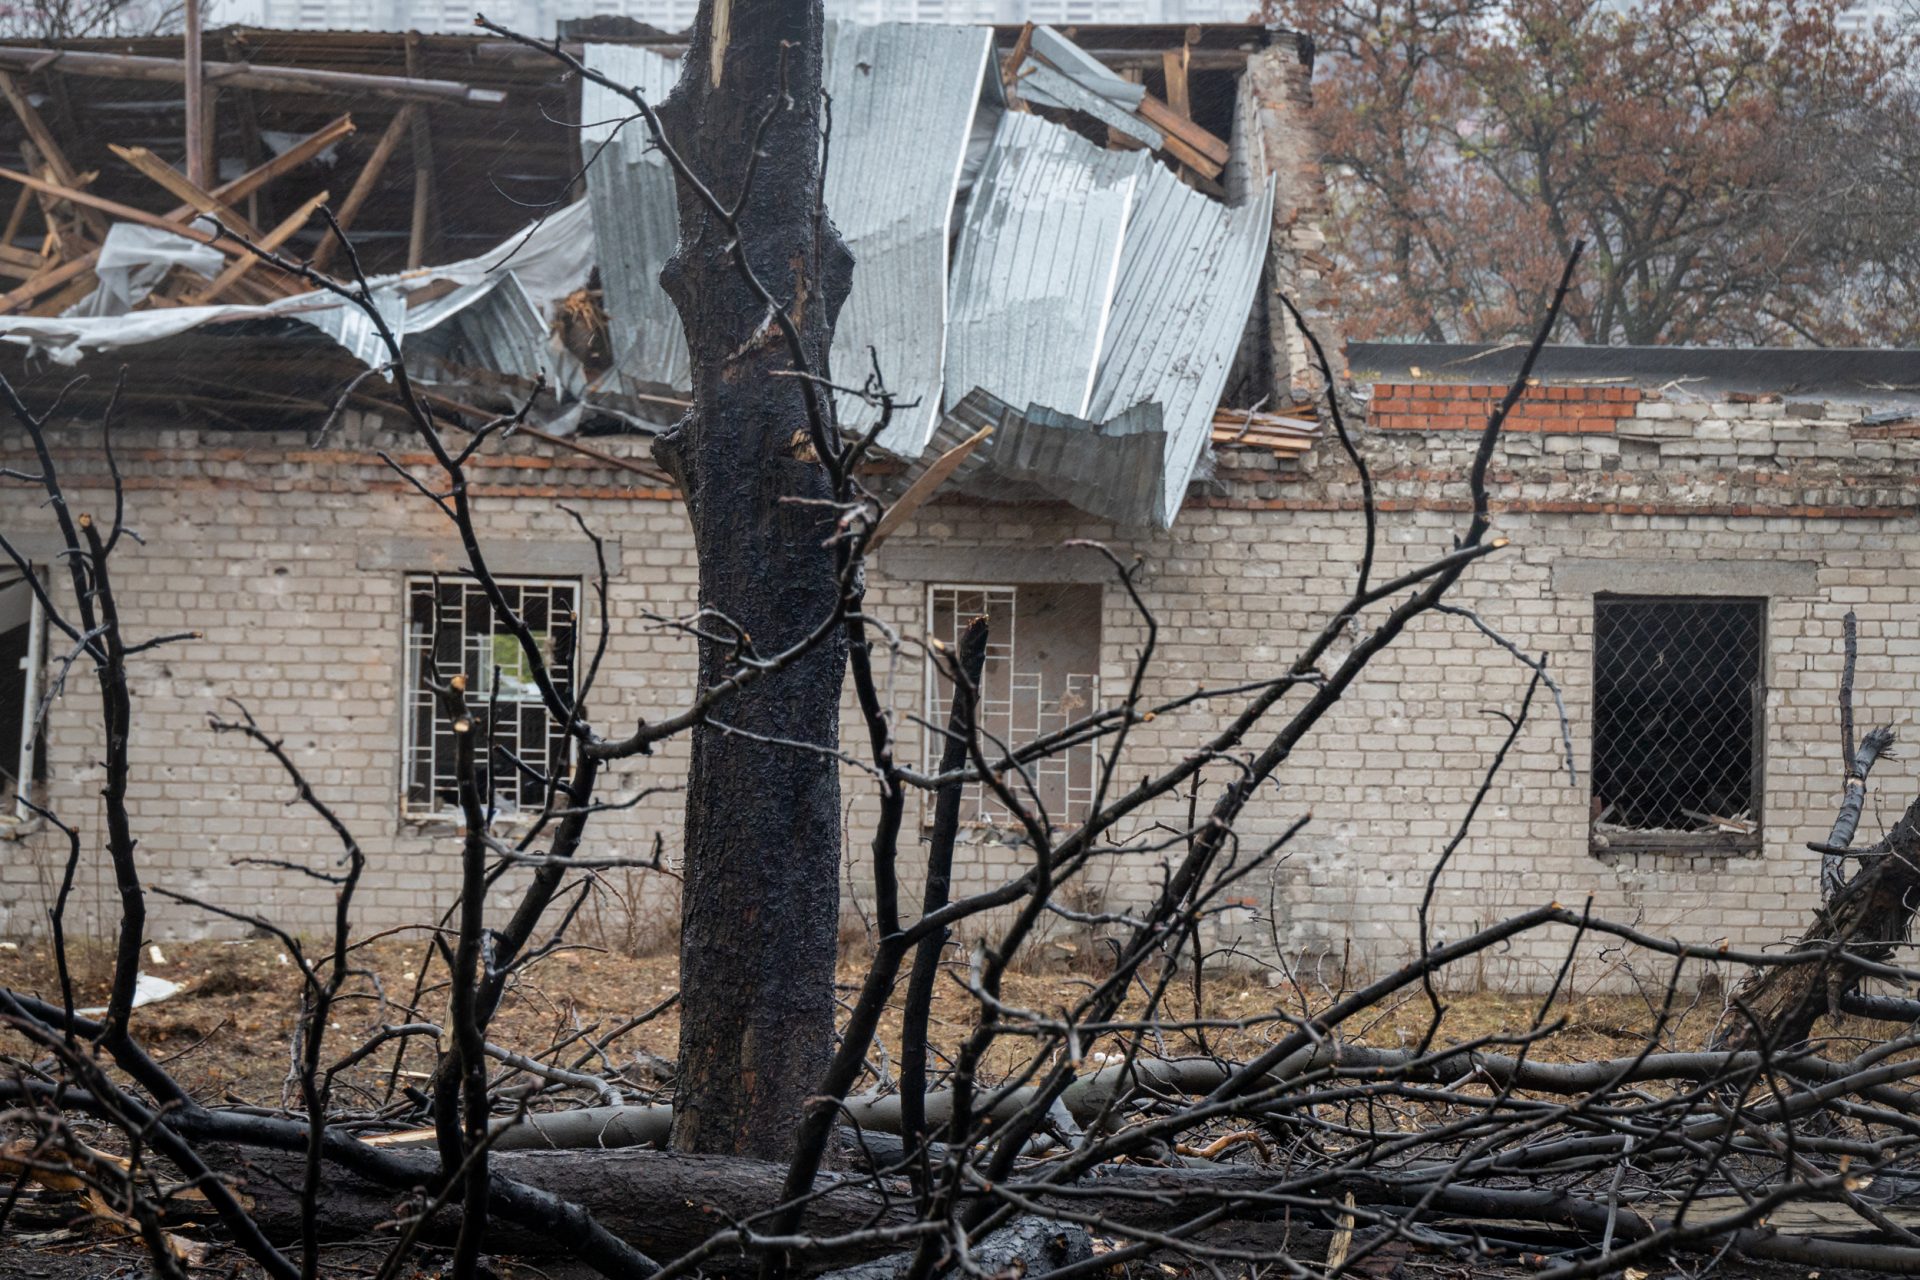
(405, 577), (577, 818)
(1591, 596), (1764, 852)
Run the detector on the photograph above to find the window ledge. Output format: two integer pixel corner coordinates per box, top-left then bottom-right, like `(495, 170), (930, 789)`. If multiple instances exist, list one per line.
(1591, 829), (1761, 857)
(400, 811), (545, 836)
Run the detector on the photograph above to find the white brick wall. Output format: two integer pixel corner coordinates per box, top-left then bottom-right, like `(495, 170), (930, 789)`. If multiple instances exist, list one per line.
(3, 391), (1916, 989)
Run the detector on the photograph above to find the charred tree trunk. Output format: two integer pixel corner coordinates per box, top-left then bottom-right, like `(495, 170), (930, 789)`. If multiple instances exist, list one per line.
(1717, 612), (1908, 1054)
(651, 0), (854, 1160)
(1718, 796), (1920, 1053)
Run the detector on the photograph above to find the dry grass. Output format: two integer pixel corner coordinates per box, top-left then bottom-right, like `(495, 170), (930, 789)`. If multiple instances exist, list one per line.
(0, 931), (1814, 1109)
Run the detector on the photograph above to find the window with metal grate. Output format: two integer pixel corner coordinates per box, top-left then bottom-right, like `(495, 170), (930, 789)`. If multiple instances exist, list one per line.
(1590, 596), (1764, 854)
(925, 582), (1101, 830)
(404, 576), (578, 818)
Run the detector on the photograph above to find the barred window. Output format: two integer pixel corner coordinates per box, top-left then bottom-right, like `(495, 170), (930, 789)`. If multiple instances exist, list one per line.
(405, 577), (577, 817)
(926, 583), (1101, 829)
(1591, 597), (1764, 853)
(1, 572), (45, 821)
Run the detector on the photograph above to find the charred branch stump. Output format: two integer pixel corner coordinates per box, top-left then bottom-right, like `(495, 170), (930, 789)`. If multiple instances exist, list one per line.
(1719, 797), (1920, 1053)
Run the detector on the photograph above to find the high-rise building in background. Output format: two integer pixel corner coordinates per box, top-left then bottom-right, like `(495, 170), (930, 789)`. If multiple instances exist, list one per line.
(239, 0), (1259, 34)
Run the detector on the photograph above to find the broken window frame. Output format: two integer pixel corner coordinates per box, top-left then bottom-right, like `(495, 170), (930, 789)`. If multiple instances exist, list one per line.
(1589, 594), (1767, 856)
(0, 570), (45, 824)
(923, 581), (1103, 831)
(401, 574), (579, 822)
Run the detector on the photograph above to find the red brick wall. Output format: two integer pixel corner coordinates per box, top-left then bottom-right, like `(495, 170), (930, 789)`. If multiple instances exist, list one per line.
(1370, 382), (1643, 433)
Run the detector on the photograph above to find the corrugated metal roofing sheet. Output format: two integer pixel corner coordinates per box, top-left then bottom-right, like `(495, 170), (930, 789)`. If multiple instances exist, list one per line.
(1088, 162), (1275, 526)
(404, 271), (586, 399)
(822, 20), (991, 456)
(973, 390), (1168, 525)
(944, 110), (1148, 421)
(581, 42), (689, 396)
(1022, 25), (1147, 112)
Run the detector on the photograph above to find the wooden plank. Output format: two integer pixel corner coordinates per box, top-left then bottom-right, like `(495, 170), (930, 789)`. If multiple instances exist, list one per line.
(109, 145), (265, 239)
(1161, 46), (1191, 120)
(0, 46), (506, 107)
(404, 33), (435, 270)
(182, 189), (328, 305)
(1136, 93), (1229, 166)
(0, 115), (350, 314)
(16, 140), (85, 259)
(217, 113), (354, 207)
(0, 247), (92, 311)
(0, 167), (250, 257)
(29, 273), (98, 317)
(184, 0), (211, 188)
(869, 426), (993, 552)
(1157, 130), (1223, 181)
(1000, 22), (1035, 111)
(0, 71), (108, 239)
(311, 106), (413, 272)
(0, 183), (31, 249)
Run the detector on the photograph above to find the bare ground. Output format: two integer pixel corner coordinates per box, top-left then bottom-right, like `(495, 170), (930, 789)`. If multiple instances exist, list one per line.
(0, 936), (1882, 1280)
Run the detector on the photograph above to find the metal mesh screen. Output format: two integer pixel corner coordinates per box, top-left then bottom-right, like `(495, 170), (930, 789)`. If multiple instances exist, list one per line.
(406, 577), (577, 816)
(1591, 597), (1763, 846)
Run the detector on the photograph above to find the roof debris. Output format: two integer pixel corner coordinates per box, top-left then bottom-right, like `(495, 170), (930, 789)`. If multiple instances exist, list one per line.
(0, 20), (1282, 527)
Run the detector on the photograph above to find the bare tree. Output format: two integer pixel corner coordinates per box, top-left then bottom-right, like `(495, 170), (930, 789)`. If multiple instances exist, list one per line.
(0, 0), (185, 41)
(11, 8), (1920, 1280)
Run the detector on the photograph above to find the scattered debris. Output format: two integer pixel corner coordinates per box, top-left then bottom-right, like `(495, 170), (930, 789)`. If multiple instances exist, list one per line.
(76, 971), (180, 1016)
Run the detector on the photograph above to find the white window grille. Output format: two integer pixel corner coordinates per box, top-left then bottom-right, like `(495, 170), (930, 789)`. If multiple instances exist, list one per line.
(0, 572), (44, 822)
(925, 583), (1101, 829)
(404, 576), (578, 817)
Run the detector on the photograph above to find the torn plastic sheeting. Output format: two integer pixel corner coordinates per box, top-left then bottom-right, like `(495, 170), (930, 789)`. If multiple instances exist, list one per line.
(0, 284), (405, 369)
(0, 201), (587, 372)
(66, 223), (224, 318)
(379, 197), (596, 321)
(77, 972), (180, 1016)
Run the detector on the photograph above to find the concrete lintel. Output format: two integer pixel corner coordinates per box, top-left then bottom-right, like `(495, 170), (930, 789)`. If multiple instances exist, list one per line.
(357, 537), (622, 578)
(1552, 557), (1818, 598)
(873, 544), (1115, 586)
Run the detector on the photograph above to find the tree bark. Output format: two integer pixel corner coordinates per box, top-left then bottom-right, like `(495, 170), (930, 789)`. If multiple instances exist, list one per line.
(651, 0), (854, 1161)
(227, 1146), (1272, 1265)
(1718, 795), (1920, 1054)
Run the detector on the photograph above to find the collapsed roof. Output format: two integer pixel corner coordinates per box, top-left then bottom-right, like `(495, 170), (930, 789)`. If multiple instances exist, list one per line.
(580, 22), (1277, 528)
(0, 21), (1308, 527)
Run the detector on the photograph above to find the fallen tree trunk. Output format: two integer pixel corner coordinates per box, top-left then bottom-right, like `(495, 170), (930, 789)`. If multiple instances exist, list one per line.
(1718, 796), (1920, 1054)
(229, 1145), (1264, 1264)
(226, 1143), (1920, 1275)
(477, 1043), (1917, 1151)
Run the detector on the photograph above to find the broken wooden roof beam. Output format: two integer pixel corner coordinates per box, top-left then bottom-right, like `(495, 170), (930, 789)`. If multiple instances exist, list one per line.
(0, 45), (507, 107)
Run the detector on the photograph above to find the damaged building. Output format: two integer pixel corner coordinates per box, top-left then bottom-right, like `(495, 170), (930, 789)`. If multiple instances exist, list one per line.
(0, 20), (1916, 985)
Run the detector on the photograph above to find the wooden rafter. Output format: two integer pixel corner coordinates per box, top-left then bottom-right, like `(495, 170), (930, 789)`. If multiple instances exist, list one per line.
(109, 144), (265, 240)
(0, 46), (506, 107)
(311, 106), (414, 272)
(0, 70), (108, 239)
(0, 114), (351, 314)
(183, 189), (329, 305)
